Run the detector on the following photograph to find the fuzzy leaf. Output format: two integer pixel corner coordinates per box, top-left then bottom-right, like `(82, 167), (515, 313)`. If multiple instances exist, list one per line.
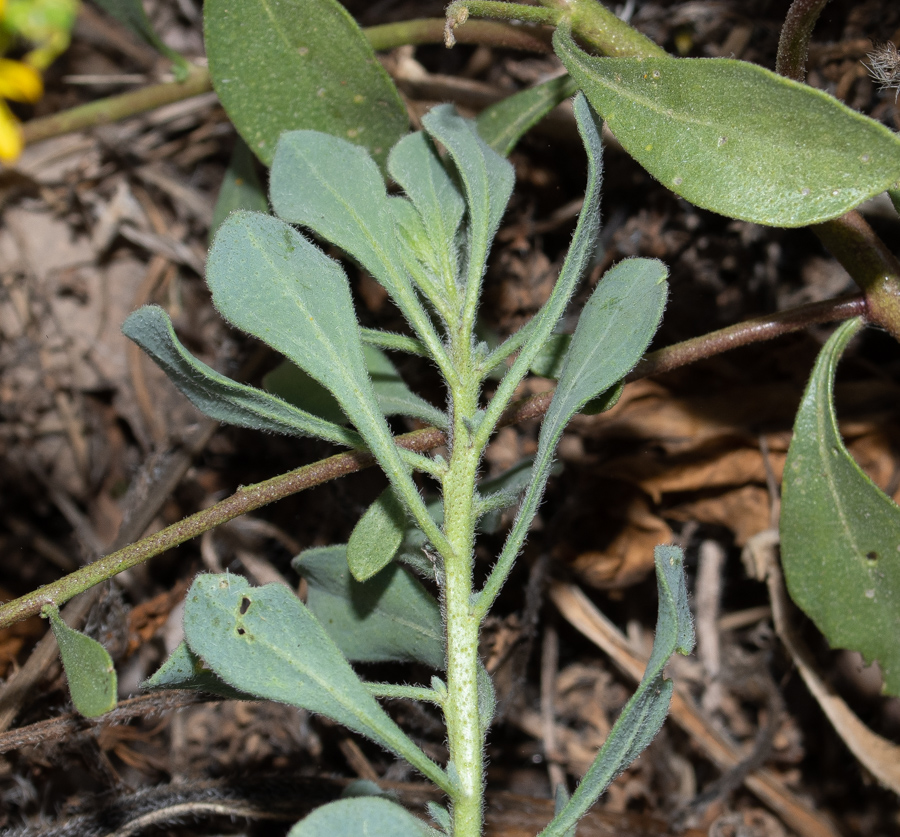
(269, 131), (410, 305)
(477, 74), (578, 155)
(265, 346), (446, 430)
(287, 797), (436, 837)
(45, 605), (117, 718)
(143, 641), (255, 700)
(388, 130), (465, 281)
(206, 211), (414, 481)
(122, 305), (359, 447)
(204, 0), (407, 168)
(183, 574), (450, 790)
(293, 545), (444, 668)
(347, 488), (408, 581)
(555, 27), (900, 227)
(540, 546), (693, 836)
(781, 317), (900, 696)
(421, 105), (515, 291)
(211, 138), (268, 239)
(495, 259), (668, 593)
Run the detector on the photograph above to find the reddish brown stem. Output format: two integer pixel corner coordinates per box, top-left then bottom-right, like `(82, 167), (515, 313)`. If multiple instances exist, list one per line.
(0, 294), (868, 629)
(776, 0), (831, 81)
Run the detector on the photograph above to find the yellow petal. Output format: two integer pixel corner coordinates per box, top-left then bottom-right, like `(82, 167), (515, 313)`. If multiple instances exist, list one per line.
(0, 59), (43, 103)
(0, 100), (23, 162)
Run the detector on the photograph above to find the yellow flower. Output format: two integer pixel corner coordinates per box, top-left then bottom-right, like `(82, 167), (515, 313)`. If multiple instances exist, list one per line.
(0, 57), (42, 162)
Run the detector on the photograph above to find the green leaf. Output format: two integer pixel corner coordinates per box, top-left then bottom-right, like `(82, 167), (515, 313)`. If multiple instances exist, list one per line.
(91, 0), (189, 77)
(387, 197), (446, 303)
(143, 640), (256, 701)
(482, 258), (667, 615)
(539, 546), (693, 836)
(347, 488), (408, 581)
(477, 74), (578, 156)
(207, 211), (411, 487)
(269, 131), (440, 353)
(554, 26), (900, 227)
(476, 457), (539, 535)
(426, 801), (452, 834)
(421, 105), (515, 296)
(781, 317), (900, 696)
(480, 93), (603, 403)
(183, 573), (451, 791)
(293, 544), (444, 668)
(552, 786), (576, 837)
(211, 138), (269, 240)
(548, 259), (667, 426)
(287, 797), (436, 837)
(269, 130), (402, 292)
(265, 347), (447, 431)
(889, 188), (900, 218)
(45, 605), (117, 718)
(204, 0), (407, 168)
(477, 662), (496, 734)
(529, 332), (571, 379)
(122, 305), (359, 447)
(388, 130), (465, 284)
(263, 361), (348, 427)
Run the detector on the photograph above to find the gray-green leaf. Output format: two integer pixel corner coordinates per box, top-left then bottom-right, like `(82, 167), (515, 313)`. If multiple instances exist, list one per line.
(206, 211), (406, 473)
(347, 488), (408, 581)
(143, 640), (255, 700)
(555, 26), (900, 227)
(477, 74), (578, 156)
(421, 105), (515, 293)
(781, 317), (900, 696)
(293, 545), (444, 668)
(388, 131), (465, 283)
(45, 605), (117, 718)
(183, 573), (450, 790)
(540, 546), (693, 836)
(211, 138), (269, 240)
(204, 0), (407, 168)
(269, 131), (410, 305)
(122, 305), (359, 447)
(485, 258), (667, 614)
(265, 347), (447, 430)
(287, 797), (437, 837)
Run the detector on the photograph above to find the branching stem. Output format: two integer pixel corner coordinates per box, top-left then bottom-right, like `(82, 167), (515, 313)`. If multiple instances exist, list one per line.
(0, 293), (863, 630)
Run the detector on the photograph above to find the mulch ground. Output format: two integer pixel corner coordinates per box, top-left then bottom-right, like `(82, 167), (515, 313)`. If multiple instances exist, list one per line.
(1, 1), (899, 835)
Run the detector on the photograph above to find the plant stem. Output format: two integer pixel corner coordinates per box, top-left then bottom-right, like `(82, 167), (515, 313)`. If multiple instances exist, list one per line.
(771, 4), (900, 342)
(811, 213), (900, 341)
(0, 294), (865, 631)
(776, 0), (831, 81)
(21, 63), (213, 145)
(365, 683), (444, 704)
(439, 331), (487, 836)
(368, 17), (552, 52)
(20, 19), (549, 150)
(537, 0), (666, 57)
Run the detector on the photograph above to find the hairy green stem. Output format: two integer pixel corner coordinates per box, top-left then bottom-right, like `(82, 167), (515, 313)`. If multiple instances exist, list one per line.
(365, 683), (444, 704)
(445, 1), (560, 47)
(0, 294), (865, 631)
(536, 0), (665, 57)
(438, 316), (489, 837)
(776, 0), (831, 81)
